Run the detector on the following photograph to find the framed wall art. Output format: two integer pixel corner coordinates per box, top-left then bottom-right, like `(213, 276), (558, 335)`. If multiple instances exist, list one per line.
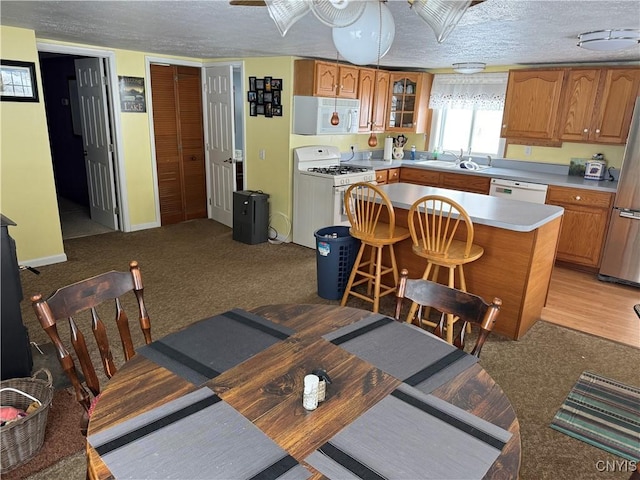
(118, 76), (146, 112)
(0, 60), (39, 102)
(247, 76), (282, 118)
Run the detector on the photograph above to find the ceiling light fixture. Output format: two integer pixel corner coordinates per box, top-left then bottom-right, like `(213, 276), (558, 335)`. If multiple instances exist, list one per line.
(332, 1), (395, 66)
(452, 62), (486, 74)
(577, 29), (640, 51)
(265, 0), (477, 66)
(409, 0), (472, 44)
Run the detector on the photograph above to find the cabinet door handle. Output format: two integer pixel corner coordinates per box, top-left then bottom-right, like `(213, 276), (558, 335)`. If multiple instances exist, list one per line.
(595, 129), (601, 133)
(583, 128), (589, 133)
(575, 196), (581, 201)
(502, 124), (507, 129)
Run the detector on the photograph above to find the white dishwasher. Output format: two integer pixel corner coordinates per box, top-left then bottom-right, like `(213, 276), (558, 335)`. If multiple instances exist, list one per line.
(489, 178), (548, 204)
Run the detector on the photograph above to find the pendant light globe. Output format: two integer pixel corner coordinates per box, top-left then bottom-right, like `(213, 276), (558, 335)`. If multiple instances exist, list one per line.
(331, 1), (395, 66)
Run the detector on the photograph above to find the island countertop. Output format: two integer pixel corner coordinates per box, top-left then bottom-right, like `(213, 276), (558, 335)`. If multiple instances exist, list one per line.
(378, 183), (564, 233)
(372, 182), (564, 341)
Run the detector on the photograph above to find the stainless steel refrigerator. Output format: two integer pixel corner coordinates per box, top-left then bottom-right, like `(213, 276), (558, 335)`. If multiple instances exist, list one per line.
(598, 97), (640, 287)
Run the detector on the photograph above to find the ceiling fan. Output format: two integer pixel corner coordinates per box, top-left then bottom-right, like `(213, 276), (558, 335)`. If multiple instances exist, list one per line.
(229, 1), (267, 5)
(229, 1), (487, 7)
(230, 0), (487, 44)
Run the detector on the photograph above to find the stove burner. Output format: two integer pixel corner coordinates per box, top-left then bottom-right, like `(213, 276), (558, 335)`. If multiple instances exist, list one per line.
(307, 166), (371, 175)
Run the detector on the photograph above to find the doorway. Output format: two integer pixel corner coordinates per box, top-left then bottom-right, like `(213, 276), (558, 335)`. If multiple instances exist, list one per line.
(37, 44), (125, 239)
(146, 58), (246, 229)
(204, 62), (246, 228)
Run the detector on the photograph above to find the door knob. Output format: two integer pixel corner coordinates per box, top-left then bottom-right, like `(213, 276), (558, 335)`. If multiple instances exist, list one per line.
(191, 155), (196, 161)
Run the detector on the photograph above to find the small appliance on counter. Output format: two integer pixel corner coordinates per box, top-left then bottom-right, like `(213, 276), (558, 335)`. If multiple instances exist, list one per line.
(584, 154), (606, 180)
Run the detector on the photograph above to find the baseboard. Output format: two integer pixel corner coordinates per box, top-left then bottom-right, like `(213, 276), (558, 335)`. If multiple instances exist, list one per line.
(20, 253), (67, 268)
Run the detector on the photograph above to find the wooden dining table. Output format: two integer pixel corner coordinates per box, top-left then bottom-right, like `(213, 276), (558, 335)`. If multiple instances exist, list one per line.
(87, 304), (521, 480)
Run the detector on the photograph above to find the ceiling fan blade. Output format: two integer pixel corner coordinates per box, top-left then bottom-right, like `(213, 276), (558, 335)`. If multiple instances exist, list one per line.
(229, 1), (266, 6)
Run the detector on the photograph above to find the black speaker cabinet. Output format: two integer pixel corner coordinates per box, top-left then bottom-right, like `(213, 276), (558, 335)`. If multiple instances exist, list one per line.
(1, 214), (33, 379)
(233, 191), (269, 245)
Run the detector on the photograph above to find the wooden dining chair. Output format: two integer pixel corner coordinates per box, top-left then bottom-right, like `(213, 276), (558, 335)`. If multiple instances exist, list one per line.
(341, 182), (411, 313)
(31, 260), (152, 434)
(394, 269), (501, 357)
(406, 194), (485, 343)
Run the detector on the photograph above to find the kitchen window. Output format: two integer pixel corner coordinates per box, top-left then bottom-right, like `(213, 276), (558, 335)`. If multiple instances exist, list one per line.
(428, 73), (508, 157)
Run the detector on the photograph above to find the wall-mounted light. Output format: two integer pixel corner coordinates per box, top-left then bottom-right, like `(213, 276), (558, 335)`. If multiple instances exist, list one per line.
(452, 62), (486, 74)
(577, 29), (640, 51)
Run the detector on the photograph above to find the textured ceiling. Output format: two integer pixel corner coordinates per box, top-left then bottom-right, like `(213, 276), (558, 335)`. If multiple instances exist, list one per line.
(1, 0), (639, 69)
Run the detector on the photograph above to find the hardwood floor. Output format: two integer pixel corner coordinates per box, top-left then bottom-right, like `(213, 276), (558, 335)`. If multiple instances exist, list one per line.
(542, 265), (640, 348)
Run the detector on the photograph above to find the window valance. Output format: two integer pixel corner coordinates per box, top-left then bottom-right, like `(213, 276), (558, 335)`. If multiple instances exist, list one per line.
(429, 72), (508, 111)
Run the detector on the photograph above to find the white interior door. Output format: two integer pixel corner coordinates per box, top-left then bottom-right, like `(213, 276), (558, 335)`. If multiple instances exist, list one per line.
(205, 65), (235, 227)
(75, 58), (118, 229)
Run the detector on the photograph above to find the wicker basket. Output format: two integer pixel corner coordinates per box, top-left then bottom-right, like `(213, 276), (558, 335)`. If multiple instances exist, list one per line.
(0, 369), (54, 473)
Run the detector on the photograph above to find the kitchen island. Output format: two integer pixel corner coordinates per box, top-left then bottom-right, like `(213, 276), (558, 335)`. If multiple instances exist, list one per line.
(379, 182), (564, 340)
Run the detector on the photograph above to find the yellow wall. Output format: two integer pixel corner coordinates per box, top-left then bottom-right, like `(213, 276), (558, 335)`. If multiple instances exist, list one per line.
(243, 56), (295, 234)
(0, 27), (65, 264)
(114, 49), (156, 227)
(506, 143), (625, 169)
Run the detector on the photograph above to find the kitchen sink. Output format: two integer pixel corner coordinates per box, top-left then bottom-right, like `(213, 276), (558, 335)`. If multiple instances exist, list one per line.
(414, 160), (459, 168)
(414, 160), (492, 171)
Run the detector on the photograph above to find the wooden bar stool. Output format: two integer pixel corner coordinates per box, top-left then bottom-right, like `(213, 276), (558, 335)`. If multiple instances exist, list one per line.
(406, 195), (484, 343)
(341, 182), (411, 313)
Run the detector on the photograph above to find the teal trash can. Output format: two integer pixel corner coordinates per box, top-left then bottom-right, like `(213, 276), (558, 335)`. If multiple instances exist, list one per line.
(314, 226), (360, 300)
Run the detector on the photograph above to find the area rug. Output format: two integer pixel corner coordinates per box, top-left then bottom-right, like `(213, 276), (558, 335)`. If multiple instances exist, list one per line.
(550, 371), (640, 461)
(2, 388), (85, 479)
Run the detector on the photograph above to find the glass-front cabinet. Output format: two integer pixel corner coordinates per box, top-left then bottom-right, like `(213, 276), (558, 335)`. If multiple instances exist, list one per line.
(386, 72), (432, 134)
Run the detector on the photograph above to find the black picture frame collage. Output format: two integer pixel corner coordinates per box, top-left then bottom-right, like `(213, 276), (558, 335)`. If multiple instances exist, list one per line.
(248, 76), (282, 117)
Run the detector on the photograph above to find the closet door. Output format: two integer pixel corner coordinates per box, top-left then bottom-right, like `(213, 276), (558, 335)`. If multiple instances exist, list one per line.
(176, 66), (206, 220)
(151, 65), (206, 225)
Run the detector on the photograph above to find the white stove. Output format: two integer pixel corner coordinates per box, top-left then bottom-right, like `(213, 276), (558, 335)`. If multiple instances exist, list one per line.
(293, 146), (375, 248)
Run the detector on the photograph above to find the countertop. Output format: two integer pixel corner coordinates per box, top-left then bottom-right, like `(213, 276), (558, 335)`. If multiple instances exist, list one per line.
(342, 157), (619, 194)
(378, 182), (565, 233)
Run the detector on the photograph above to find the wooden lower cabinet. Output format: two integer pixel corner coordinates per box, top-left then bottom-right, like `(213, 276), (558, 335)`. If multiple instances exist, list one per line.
(374, 168), (400, 185)
(440, 172), (490, 194)
(546, 185), (614, 268)
(399, 167), (490, 194)
(399, 167), (440, 186)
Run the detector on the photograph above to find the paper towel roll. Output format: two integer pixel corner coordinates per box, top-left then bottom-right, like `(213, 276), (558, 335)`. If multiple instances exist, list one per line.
(383, 137), (393, 161)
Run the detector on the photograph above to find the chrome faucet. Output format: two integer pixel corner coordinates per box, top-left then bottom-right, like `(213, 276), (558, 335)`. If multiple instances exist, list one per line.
(487, 155), (492, 167)
(443, 148), (465, 164)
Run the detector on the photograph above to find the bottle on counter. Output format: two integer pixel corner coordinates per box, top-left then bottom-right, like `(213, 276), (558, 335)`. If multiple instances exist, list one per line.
(410, 145), (416, 160)
(303, 374), (319, 410)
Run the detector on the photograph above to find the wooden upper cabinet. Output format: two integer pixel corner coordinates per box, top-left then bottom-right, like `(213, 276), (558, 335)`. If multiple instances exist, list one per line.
(358, 68), (389, 132)
(558, 69), (602, 142)
(501, 69), (565, 140)
(294, 59), (359, 98)
(559, 67), (640, 144)
(591, 68), (640, 144)
(387, 72), (433, 134)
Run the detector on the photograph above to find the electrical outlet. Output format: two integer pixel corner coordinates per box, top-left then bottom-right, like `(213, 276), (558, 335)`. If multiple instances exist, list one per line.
(350, 145), (357, 152)
(259, 149), (266, 160)
(524, 146), (532, 156)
